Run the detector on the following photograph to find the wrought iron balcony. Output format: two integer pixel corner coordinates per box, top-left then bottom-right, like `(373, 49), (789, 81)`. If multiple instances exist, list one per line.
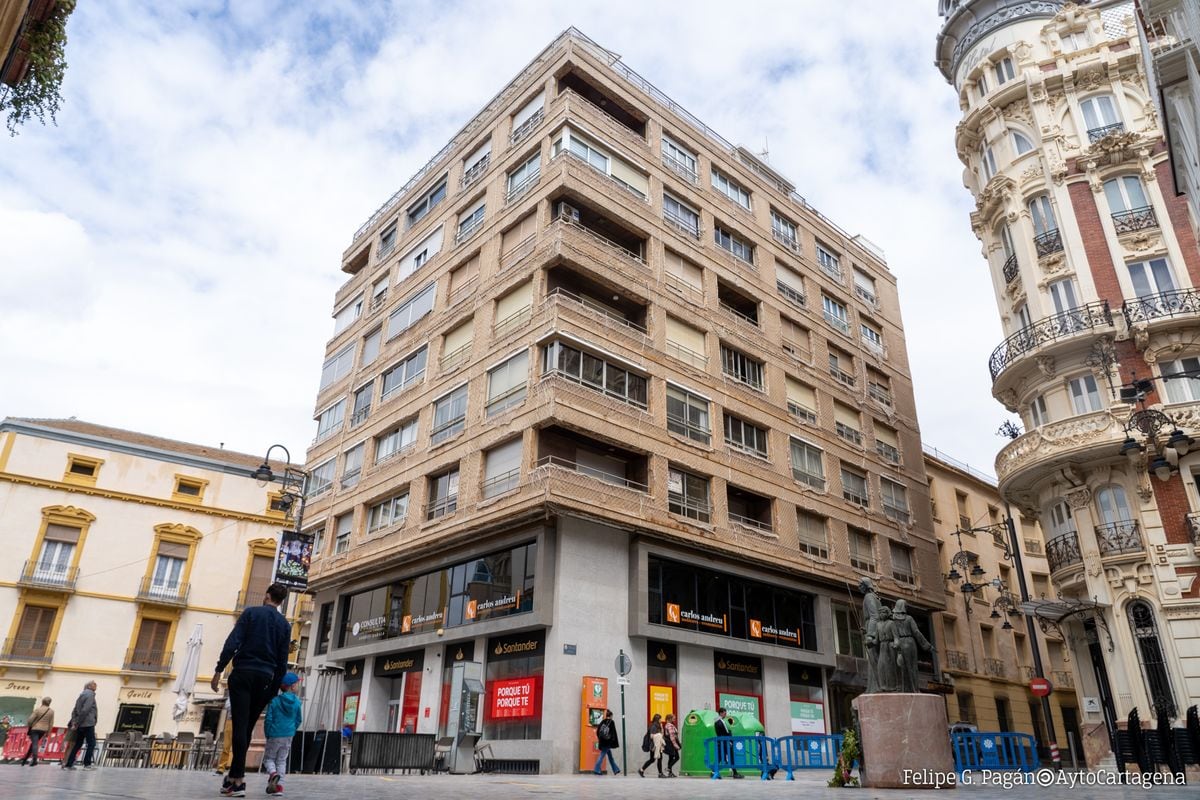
(1033, 228), (1064, 258)
(1053, 670), (1075, 688)
(1112, 205), (1158, 234)
(1123, 288), (1200, 326)
(988, 301), (1112, 381)
(944, 649), (970, 671)
(123, 647), (173, 673)
(17, 560), (78, 591)
(1095, 520), (1144, 557)
(983, 657), (1008, 679)
(137, 576), (190, 606)
(1046, 532), (1083, 574)
(1087, 122), (1125, 143)
(1002, 253), (1019, 284)
(0, 638), (56, 665)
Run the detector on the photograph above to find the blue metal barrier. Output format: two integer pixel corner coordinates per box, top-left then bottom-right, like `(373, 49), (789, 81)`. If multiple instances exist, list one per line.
(774, 734), (844, 779)
(702, 735), (773, 780)
(952, 732), (1039, 774)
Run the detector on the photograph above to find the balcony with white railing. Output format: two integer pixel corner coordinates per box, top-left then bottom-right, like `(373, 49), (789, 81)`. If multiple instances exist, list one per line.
(461, 154), (490, 190)
(18, 560), (78, 592)
(662, 152), (699, 185)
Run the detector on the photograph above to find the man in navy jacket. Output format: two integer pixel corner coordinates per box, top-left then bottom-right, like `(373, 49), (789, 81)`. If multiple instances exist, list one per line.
(210, 582), (291, 797)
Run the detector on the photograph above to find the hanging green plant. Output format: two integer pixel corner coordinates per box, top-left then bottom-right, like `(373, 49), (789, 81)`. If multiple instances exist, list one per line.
(2, 0), (77, 135)
(828, 727), (861, 788)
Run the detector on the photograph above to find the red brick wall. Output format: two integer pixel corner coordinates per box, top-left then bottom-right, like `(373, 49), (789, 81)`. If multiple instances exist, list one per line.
(1067, 180), (1124, 308)
(1155, 160), (1200, 286)
(1151, 472), (1194, 546)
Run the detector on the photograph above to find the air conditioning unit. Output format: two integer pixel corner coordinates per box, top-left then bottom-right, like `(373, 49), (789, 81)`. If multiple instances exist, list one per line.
(557, 202), (580, 222)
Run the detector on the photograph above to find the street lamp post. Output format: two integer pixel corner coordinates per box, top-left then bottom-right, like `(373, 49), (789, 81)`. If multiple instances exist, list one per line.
(251, 445), (309, 617)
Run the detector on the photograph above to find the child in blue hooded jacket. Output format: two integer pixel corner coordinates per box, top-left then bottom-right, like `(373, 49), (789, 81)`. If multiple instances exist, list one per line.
(262, 673), (302, 795)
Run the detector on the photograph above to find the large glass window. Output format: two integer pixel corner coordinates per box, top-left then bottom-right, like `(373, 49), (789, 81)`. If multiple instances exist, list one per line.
(506, 152), (541, 197)
(430, 385), (468, 444)
(406, 177), (448, 227)
(487, 350), (529, 415)
(1104, 175), (1150, 213)
(483, 439), (523, 498)
(841, 466), (868, 507)
(484, 630), (545, 740)
(720, 344), (764, 390)
(367, 492), (409, 533)
(1162, 357), (1200, 403)
(1094, 484), (1133, 526)
(714, 224), (753, 263)
(320, 345), (354, 389)
(1028, 194), (1057, 236)
(387, 284), (436, 339)
(723, 413), (768, 459)
(376, 418), (418, 463)
(667, 466), (711, 522)
(796, 511), (828, 558)
(1080, 94), (1120, 132)
(315, 399), (346, 443)
(427, 468), (460, 520)
(663, 193), (700, 237)
(666, 385), (711, 444)
(1127, 257), (1177, 297)
(790, 438), (825, 490)
(1068, 374), (1103, 414)
(541, 341), (647, 408)
(711, 168), (751, 209)
(881, 478), (910, 524)
(381, 347), (427, 399)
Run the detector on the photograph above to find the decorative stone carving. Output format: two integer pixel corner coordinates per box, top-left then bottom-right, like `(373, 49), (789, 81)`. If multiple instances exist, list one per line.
(1066, 487), (1093, 509)
(1036, 355), (1058, 378)
(1076, 69), (1104, 92)
(1002, 98), (1035, 128)
(975, 175), (1015, 223)
(1135, 481), (1154, 503)
(996, 388), (1020, 413)
(1049, 157), (1069, 184)
(1038, 253), (1068, 278)
(1020, 162), (1045, 185)
(995, 412), (1121, 483)
(1131, 323), (1150, 353)
(1086, 552), (1104, 578)
(1082, 130), (1148, 167)
(1124, 230), (1162, 253)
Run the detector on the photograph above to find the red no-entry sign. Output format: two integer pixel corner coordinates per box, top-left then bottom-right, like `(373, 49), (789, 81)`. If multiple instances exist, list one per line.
(1030, 677), (1054, 697)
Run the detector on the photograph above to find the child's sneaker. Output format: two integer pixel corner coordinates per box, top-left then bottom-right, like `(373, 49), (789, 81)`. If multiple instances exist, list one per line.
(265, 773), (280, 795)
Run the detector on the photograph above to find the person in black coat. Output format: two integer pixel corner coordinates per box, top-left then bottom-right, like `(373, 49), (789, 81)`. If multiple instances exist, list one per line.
(592, 709), (620, 775)
(714, 707), (743, 779)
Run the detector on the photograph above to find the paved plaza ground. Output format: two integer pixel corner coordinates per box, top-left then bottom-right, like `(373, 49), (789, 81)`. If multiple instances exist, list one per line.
(0, 764), (1194, 799)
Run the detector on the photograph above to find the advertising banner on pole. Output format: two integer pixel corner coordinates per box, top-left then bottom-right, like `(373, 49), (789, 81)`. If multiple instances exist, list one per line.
(274, 530), (314, 590)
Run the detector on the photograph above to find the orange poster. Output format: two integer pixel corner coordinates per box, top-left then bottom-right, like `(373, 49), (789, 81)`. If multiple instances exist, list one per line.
(648, 684), (674, 722)
(578, 676), (608, 772)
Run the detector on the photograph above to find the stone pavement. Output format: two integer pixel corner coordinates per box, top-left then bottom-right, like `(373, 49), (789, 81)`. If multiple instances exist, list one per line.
(0, 764), (1193, 799)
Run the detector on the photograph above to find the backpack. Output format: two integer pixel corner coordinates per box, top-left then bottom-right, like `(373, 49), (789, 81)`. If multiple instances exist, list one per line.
(597, 720), (613, 742)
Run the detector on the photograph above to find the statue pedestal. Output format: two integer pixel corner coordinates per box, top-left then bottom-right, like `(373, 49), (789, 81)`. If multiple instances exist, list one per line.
(853, 693), (954, 789)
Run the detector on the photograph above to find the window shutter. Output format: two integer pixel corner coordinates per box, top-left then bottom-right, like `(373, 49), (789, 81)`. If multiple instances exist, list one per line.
(16, 605), (56, 647)
(465, 139), (491, 169)
(666, 317), (705, 353)
(501, 213), (537, 255)
(834, 402), (859, 429)
(495, 281), (533, 321)
(512, 91), (545, 128)
(157, 541), (190, 559)
(246, 554), (276, 601)
(44, 524), (81, 544)
(484, 439), (523, 482)
(488, 351), (529, 400)
(665, 251), (702, 290)
(776, 263), (804, 293)
(610, 157), (649, 196)
(875, 425), (898, 448)
(443, 319), (474, 353)
(786, 378), (816, 409)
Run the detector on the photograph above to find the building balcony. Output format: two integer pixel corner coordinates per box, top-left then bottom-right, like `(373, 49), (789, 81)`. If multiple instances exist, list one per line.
(509, 107), (545, 147)
(988, 301), (1113, 382)
(772, 228), (802, 254)
(1046, 532), (1083, 575)
(995, 410), (1126, 490)
(1002, 253), (1019, 284)
(1087, 122), (1125, 143)
(983, 657), (1008, 679)
(1112, 205), (1158, 234)
(1052, 670), (1075, 689)
(661, 152), (698, 185)
(548, 215), (647, 287)
(829, 365), (857, 389)
(559, 87), (648, 153)
(943, 649), (969, 672)
(1032, 229), (1064, 258)
(1122, 288), (1200, 328)
(137, 577), (190, 606)
(530, 455), (652, 523)
(17, 560), (78, 592)
(1019, 665), (1037, 681)
(0, 638), (56, 666)
(1094, 520), (1144, 558)
(123, 647), (173, 674)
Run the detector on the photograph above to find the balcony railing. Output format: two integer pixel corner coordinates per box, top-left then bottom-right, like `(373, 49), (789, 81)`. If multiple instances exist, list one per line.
(829, 365), (856, 388)
(137, 576), (190, 606)
(867, 382), (892, 406)
(945, 649), (970, 671)
(349, 405), (371, 428)
(426, 494), (459, 521)
(661, 153), (698, 185)
(1087, 121), (1125, 143)
(892, 567), (915, 584)
(460, 154), (490, 189)
(776, 280), (806, 307)
(505, 171), (541, 205)
(983, 658), (1008, 679)
(18, 560), (78, 591)
(124, 647), (173, 673)
(1019, 665), (1036, 681)
(668, 493), (711, 523)
(1046, 532), (1083, 574)
(853, 284), (877, 306)
(1112, 205), (1158, 234)
(1053, 670), (1075, 688)
(835, 422), (863, 446)
(1032, 228), (1064, 258)
(884, 504), (912, 525)
(0, 638), (56, 665)
(1095, 520), (1144, 557)
(548, 287), (648, 336)
(719, 300), (760, 328)
(729, 511), (773, 533)
(509, 107), (544, 146)
(663, 208), (701, 239)
(1002, 253), (1019, 283)
(824, 311), (850, 334)
(1123, 288), (1200, 325)
(772, 228), (801, 253)
(988, 301), (1112, 380)
(534, 455), (648, 493)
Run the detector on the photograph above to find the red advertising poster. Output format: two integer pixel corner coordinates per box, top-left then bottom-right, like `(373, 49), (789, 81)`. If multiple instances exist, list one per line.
(487, 676), (541, 720)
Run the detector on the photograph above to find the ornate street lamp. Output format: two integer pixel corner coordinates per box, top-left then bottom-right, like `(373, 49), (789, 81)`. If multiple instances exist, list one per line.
(1120, 407), (1194, 482)
(252, 444), (307, 526)
(945, 527), (987, 614)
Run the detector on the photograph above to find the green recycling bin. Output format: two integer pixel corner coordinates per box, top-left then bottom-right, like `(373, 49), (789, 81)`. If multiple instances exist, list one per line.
(679, 709), (766, 776)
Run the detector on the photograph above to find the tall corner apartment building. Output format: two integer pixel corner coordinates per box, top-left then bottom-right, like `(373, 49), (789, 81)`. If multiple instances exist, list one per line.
(303, 28), (942, 773)
(936, 0), (1200, 767)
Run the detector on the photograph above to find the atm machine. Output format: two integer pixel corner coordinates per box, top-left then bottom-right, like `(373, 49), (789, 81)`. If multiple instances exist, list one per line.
(445, 660), (484, 773)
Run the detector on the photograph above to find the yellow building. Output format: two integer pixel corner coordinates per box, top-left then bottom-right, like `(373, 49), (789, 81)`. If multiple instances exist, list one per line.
(925, 446), (1085, 766)
(0, 417), (296, 737)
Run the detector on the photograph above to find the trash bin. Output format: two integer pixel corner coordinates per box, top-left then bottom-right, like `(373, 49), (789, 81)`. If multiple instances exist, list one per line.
(679, 709), (765, 776)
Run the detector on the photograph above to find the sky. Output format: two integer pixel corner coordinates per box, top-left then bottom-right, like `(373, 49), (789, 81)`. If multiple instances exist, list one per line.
(0, 0), (1010, 479)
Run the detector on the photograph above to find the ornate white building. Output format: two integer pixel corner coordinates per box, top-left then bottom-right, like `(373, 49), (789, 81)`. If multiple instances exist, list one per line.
(937, 0), (1200, 766)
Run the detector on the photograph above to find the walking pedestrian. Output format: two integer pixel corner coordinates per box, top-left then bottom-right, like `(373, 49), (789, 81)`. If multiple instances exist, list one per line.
(638, 713), (665, 778)
(18, 698), (54, 766)
(262, 673), (303, 796)
(663, 713), (681, 777)
(714, 707), (743, 779)
(210, 582), (291, 798)
(591, 709), (620, 775)
(62, 681), (98, 770)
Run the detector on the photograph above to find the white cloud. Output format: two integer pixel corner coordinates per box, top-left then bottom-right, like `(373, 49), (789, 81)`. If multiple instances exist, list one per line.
(0, 0), (1008, 478)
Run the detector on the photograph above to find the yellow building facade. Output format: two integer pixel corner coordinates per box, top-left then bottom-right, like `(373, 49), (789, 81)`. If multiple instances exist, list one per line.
(0, 418), (296, 737)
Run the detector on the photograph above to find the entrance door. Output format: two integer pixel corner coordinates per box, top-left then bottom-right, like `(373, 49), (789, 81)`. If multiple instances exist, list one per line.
(386, 700), (402, 733)
(1083, 619), (1119, 759)
(1061, 706), (1086, 766)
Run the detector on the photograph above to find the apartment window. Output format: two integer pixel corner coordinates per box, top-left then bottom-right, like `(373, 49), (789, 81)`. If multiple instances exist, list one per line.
(510, 91), (545, 142)
(1015, 302), (1033, 330)
(977, 71), (988, 94)
(320, 344), (354, 389)
(563, 131), (609, 172)
(661, 134), (698, 182)
(790, 438), (825, 490)
(431, 385), (468, 444)
(841, 465), (869, 507)
(1080, 94), (1120, 134)
(797, 511), (829, 558)
(868, 372), (892, 406)
(663, 193), (700, 237)
(724, 413), (769, 459)
(441, 318), (473, 371)
(1028, 194), (1057, 237)
(309, 459), (335, 497)
(781, 317), (811, 362)
(955, 491), (971, 530)
(1029, 394), (1049, 428)
(822, 295), (850, 334)
(852, 268), (877, 305)
(150, 541), (188, 595)
(666, 385), (711, 444)
(881, 478), (911, 524)
(406, 177), (448, 227)
(381, 347), (428, 400)
(711, 168), (751, 209)
(341, 443), (365, 488)
(333, 295), (363, 334)
(483, 438), (523, 498)
(397, 227), (444, 283)
(462, 139), (491, 186)
(334, 512), (353, 554)
(35, 524), (79, 582)
(786, 378), (818, 424)
(387, 283), (436, 339)
(848, 529), (876, 571)
(1104, 175), (1150, 214)
(456, 199), (486, 243)
(726, 485), (772, 532)
(860, 321), (884, 353)
(994, 56), (1015, 84)
(980, 145), (997, 181)
(449, 254), (480, 302)
(1162, 357), (1200, 403)
(1012, 131), (1034, 155)
(714, 224), (754, 263)
(891, 542), (915, 584)
(371, 275), (389, 310)
(834, 402), (863, 447)
(771, 209), (800, 251)
(130, 618), (171, 671)
(875, 424), (901, 464)
(829, 347), (855, 387)
(1060, 29), (1088, 52)
(361, 327), (382, 367)
(1068, 374), (1103, 414)
(834, 603), (865, 657)
(506, 152), (541, 198)
(542, 340), (648, 408)
(367, 492), (409, 533)
(376, 418), (418, 463)
(427, 468), (460, 520)
(378, 223), (398, 259)
(1127, 257), (1177, 297)
(314, 399), (346, 443)
(664, 249), (703, 293)
(816, 244), (840, 276)
(720, 344), (764, 390)
(665, 316), (706, 369)
(172, 477), (206, 502)
(64, 455), (101, 484)
(486, 349), (529, 415)
(776, 263), (806, 307)
(667, 466), (710, 522)
(494, 280), (533, 336)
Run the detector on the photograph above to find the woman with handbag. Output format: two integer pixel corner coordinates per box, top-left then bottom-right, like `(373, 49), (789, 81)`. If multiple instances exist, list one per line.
(662, 713), (682, 778)
(19, 698), (55, 766)
(637, 713), (665, 778)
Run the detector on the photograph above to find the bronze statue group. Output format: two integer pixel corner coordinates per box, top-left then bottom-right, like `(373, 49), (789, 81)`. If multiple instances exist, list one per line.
(859, 578), (933, 694)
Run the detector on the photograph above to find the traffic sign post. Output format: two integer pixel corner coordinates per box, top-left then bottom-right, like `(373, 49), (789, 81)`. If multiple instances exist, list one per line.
(1030, 677), (1053, 698)
(616, 650), (632, 775)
